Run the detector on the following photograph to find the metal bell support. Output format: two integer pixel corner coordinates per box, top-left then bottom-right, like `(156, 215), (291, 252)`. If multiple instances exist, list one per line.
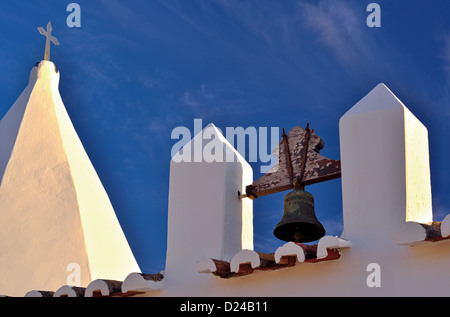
(240, 124), (341, 244)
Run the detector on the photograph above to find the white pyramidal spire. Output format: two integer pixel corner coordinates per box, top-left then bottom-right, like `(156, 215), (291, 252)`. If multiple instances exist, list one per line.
(0, 61), (140, 296)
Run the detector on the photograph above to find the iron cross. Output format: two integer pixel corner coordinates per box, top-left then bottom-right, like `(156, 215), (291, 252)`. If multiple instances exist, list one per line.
(37, 21), (60, 61)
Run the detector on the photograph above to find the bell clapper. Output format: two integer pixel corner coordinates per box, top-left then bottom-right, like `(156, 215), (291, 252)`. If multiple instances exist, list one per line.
(294, 226), (302, 242)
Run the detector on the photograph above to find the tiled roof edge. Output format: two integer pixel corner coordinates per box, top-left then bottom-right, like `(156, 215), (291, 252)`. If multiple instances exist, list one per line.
(394, 217), (450, 246)
(19, 271), (165, 297)
(197, 236), (351, 279)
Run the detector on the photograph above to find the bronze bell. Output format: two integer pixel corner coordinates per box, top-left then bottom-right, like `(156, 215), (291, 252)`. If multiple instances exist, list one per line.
(273, 189), (325, 243)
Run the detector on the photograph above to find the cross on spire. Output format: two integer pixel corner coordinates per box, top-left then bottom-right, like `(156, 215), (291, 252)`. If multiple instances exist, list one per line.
(37, 21), (59, 61)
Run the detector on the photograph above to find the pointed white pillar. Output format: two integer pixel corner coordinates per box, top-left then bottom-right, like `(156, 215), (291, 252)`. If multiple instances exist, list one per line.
(339, 83), (432, 244)
(165, 124), (253, 290)
(0, 61), (140, 296)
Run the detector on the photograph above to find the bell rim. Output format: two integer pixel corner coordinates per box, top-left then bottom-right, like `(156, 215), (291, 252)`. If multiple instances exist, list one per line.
(273, 222), (325, 243)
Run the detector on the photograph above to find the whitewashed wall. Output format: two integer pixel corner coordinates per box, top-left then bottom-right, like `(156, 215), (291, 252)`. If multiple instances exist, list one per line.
(153, 83), (450, 297)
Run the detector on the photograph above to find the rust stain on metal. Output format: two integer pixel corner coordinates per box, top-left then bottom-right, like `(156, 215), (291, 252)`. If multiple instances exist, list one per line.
(282, 128), (294, 185)
(298, 123), (311, 183)
(245, 124), (341, 199)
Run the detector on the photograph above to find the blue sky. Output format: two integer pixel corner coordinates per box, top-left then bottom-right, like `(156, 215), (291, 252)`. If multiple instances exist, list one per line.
(0, 0), (449, 274)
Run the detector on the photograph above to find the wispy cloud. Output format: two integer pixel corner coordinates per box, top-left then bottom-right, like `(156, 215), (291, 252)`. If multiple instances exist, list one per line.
(297, 0), (369, 66)
(180, 84), (215, 114)
(211, 0), (289, 45)
(178, 83), (266, 121)
(213, 0), (368, 64)
(155, 0), (217, 39)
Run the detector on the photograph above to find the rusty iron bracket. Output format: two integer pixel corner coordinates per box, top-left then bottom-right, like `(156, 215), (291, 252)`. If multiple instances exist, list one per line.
(240, 124), (341, 199)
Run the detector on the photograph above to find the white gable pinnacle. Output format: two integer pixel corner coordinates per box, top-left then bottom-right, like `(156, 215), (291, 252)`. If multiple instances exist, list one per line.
(165, 122), (253, 292)
(339, 83), (433, 245)
(342, 83), (406, 117)
(0, 61), (140, 297)
(172, 122), (250, 166)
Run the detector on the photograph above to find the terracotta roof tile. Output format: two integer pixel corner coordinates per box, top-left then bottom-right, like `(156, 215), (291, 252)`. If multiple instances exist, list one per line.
(196, 235), (351, 279)
(18, 271), (164, 298)
(395, 220), (450, 246)
(85, 279), (123, 297)
(54, 285), (86, 297)
(25, 290), (55, 297)
(121, 272), (164, 293)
